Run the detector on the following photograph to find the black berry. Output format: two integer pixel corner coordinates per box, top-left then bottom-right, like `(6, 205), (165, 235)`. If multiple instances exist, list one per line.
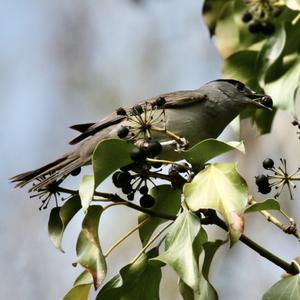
(112, 171), (132, 188)
(144, 141), (163, 157)
(261, 95), (273, 108)
(263, 158), (274, 170)
(116, 107), (127, 116)
(261, 21), (275, 35)
(258, 185), (272, 194)
(122, 184), (133, 194)
(139, 185), (149, 195)
(151, 161), (163, 169)
(155, 96), (166, 107)
(130, 147), (147, 162)
(140, 194), (155, 208)
(242, 11), (252, 23)
(292, 120), (299, 126)
(255, 174), (269, 187)
(70, 167), (81, 176)
(127, 192), (135, 201)
(132, 105), (143, 115)
(248, 20), (262, 34)
(117, 126), (129, 139)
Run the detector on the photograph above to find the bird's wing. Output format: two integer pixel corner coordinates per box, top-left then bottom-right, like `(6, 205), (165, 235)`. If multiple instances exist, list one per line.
(156, 90), (206, 108)
(69, 89), (206, 145)
(69, 113), (126, 145)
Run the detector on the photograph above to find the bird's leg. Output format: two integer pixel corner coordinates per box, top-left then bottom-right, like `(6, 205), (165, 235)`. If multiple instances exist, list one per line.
(151, 125), (190, 151)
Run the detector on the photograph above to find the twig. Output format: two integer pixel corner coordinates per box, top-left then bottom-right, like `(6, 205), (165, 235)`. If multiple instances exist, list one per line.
(104, 217), (150, 257)
(248, 197), (300, 240)
(130, 221), (173, 264)
(57, 186), (299, 275)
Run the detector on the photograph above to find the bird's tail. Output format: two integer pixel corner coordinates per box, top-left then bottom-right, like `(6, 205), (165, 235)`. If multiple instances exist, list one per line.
(10, 153), (84, 192)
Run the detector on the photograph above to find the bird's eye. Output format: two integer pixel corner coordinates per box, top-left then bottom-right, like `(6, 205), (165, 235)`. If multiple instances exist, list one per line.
(235, 82), (245, 92)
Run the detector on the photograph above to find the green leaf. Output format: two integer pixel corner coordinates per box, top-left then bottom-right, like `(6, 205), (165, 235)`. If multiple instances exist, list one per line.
(245, 199), (280, 213)
(265, 56), (300, 113)
(96, 247), (162, 300)
(198, 240), (225, 300)
(286, 0), (300, 11)
(178, 228), (209, 300)
(63, 271), (93, 300)
(214, 1), (239, 58)
(202, 0), (230, 36)
(223, 50), (258, 88)
(152, 209), (201, 292)
(79, 175), (95, 213)
(48, 195), (81, 252)
(93, 138), (135, 188)
(76, 205), (106, 289)
(183, 139), (245, 169)
(263, 274), (300, 300)
(257, 24), (286, 86)
(138, 185), (182, 247)
(183, 163), (248, 243)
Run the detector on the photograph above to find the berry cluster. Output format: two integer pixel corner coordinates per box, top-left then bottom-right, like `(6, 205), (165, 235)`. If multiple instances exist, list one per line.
(291, 120), (300, 139)
(116, 97), (166, 143)
(255, 158), (299, 200)
(241, 0), (284, 35)
(112, 163), (155, 208)
(111, 139), (163, 208)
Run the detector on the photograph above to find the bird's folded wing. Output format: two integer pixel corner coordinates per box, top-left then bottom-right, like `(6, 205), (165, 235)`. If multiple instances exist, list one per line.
(69, 90), (206, 145)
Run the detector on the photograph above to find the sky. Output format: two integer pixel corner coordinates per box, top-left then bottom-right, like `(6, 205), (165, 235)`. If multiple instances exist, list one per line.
(1, 1), (300, 299)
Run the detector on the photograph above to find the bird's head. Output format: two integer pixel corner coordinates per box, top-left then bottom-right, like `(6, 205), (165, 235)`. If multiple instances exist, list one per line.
(206, 79), (273, 111)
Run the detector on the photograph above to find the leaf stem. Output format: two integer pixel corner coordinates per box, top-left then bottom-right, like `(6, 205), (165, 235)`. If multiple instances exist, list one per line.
(130, 221), (173, 264)
(146, 158), (192, 171)
(211, 215), (299, 275)
(104, 217), (150, 257)
(57, 186), (299, 275)
(248, 197), (300, 240)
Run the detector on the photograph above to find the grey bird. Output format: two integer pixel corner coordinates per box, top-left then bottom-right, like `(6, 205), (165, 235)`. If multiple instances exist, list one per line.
(11, 79), (272, 191)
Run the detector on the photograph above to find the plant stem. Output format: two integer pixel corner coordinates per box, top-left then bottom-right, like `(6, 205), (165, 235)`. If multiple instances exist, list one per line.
(248, 197), (300, 240)
(212, 216), (299, 275)
(104, 217), (150, 257)
(57, 186), (299, 275)
(130, 221), (173, 264)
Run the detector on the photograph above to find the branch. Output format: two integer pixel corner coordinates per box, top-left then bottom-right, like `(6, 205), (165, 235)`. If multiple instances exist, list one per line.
(57, 186), (299, 275)
(210, 214), (299, 276)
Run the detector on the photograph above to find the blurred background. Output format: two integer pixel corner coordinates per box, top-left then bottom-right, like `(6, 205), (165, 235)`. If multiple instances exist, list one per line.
(1, 0), (300, 299)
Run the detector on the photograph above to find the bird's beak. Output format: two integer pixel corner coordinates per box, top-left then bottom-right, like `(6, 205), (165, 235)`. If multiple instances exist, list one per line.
(247, 91), (273, 111)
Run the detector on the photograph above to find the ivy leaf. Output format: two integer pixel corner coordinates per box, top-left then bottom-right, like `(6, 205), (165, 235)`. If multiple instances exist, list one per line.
(79, 175), (95, 213)
(96, 247), (161, 300)
(286, 0), (300, 11)
(245, 199), (280, 213)
(265, 56), (300, 113)
(202, 0), (229, 36)
(178, 228), (209, 300)
(214, 1), (239, 58)
(138, 185), (181, 247)
(223, 50), (258, 88)
(198, 240), (225, 300)
(152, 209), (201, 292)
(263, 273), (300, 300)
(63, 270), (93, 300)
(257, 24), (286, 86)
(48, 194), (81, 252)
(183, 163), (248, 244)
(76, 205), (106, 289)
(93, 138), (135, 188)
(183, 139), (245, 169)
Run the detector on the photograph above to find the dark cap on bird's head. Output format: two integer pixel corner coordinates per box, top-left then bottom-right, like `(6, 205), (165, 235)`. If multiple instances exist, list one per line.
(213, 79), (273, 111)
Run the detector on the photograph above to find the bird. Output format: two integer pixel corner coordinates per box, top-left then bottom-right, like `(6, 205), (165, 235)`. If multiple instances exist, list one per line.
(11, 79), (272, 192)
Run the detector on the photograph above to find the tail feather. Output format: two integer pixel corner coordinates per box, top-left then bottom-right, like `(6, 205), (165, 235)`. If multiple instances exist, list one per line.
(10, 154), (83, 191)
